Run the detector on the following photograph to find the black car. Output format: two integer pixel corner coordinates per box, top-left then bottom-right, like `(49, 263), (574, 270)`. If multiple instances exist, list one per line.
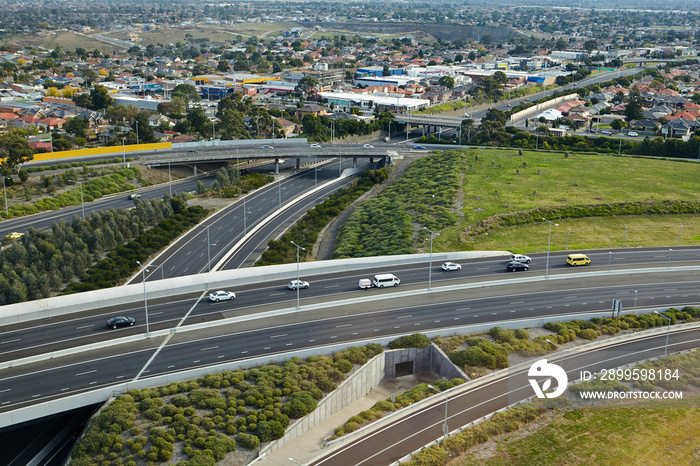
(506, 261), (529, 272)
(106, 316), (135, 329)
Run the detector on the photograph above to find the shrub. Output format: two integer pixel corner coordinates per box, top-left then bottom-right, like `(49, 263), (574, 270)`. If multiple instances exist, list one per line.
(514, 328), (530, 340)
(236, 433), (260, 450)
(388, 333), (432, 349)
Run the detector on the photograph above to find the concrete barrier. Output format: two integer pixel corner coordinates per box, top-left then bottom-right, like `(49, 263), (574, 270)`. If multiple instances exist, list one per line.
(0, 251), (509, 326)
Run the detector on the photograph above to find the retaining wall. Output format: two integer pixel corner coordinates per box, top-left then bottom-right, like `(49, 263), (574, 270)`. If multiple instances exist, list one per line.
(509, 93), (579, 123)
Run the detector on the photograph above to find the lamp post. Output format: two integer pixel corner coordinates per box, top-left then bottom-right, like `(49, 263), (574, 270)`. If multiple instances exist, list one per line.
(543, 218), (558, 278)
(314, 156), (318, 186)
(135, 119), (139, 145)
(168, 162), (172, 196)
(205, 224), (217, 273)
(608, 251), (612, 273)
(668, 248), (673, 270)
(424, 227), (439, 291)
(291, 241), (305, 310)
(122, 137), (126, 167)
(2, 174), (7, 216)
(545, 338), (563, 367)
(69, 179), (85, 220)
(212, 119), (215, 140)
(427, 384), (448, 444)
(634, 290), (638, 310)
(243, 195), (250, 236)
(136, 261), (151, 336)
(654, 311), (671, 357)
(288, 459), (302, 466)
(278, 177), (286, 208)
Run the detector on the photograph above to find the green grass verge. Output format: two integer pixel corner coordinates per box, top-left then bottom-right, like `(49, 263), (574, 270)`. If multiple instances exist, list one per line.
(436, 148), (700, 253)
(461, 396), (700, 466)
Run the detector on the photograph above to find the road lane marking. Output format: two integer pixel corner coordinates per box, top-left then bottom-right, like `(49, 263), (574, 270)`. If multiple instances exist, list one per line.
(510, 301), (524, 304)
(32, 394), (41, 398)
(218, 356), (224, 359)
(397, 315), (412, 319)
(193, 360), (200, 363)
(167, 365), (175, 368)
(286, 343), (293, 346)
(1, 339), (20, 345)
(269, 293), (285, 297)
(75, 370), (97, 377)
(89, 381), (97, 385)
(456, 307), (470, 311)
(61, 388), (69, 391)
(0, 389), (10, 393)
(491, 313), (497, 315)
(200, 346), (219, 351)
(187, 251), (191, 256)
(270, 334), (288, 339)
(352, 332), (358, 335)
(336, 324), (351, 328)
(264, 347), (271, 350)
(510, 310), (516, 313)
(374, 329), (380, 332)
(76, 324), (93, 329)
(325, 285), (339, 288)
(241, 351), (248, 354)
(308, 339), (315, 342)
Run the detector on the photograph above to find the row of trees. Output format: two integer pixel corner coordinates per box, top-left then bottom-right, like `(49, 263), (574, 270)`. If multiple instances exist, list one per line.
(0, 198), (177, 304)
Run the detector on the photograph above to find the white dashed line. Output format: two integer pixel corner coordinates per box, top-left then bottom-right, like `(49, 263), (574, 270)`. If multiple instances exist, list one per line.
(75, 370), (97, 377)
(200, 346), (219, 351)
(270, 334), (288, 339)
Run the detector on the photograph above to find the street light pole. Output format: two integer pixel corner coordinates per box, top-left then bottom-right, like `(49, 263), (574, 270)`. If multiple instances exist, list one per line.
(545, 338), (563, 367)
(135, 119), (139, 145)
(136, 261), (151, 336)
(668, 248), (673, 270)
(543, 218), (558, 278)
(634, 290), (638, 310)
(2, 174), (7, 216)
(168, 162), (172, 196)
(424, 227), (439, 291)
(122, 137), (126, 167)
(654, 311), (671, 357)
(427, 384), (448, 444)
(69, 179), (85, 220)
(291, 241), (306, 310)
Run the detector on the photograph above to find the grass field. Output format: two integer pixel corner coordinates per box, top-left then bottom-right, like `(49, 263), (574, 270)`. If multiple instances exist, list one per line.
(460, 395), (700, 465)
(435, 149), (700, 253)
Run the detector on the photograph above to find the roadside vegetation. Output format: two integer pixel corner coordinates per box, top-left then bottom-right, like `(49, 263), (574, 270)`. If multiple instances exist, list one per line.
(332, 150), (465, 258)
(62, 199), (209, 294)
(70, 344), (382, 466)
(1, 163), (141, 220)
(256, 169), (387, 266)
(0, 195), (201, 304)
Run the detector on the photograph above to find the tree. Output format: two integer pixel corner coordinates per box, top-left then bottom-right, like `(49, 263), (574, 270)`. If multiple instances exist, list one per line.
(624, 87), (644, 121)
(583, 40), (598, 53)
(73, 93), (92, 109)
(0, 131), (34, 175)
(186, 107), (211, 138)
(295, 76), (319, 96)
(438, 76), (455, 89)
(64, 117), (88, 138)
(89, 85), (113, 110)
(132, 112), (157, 143)
(172, 84), (200, 102)
(493, 71), (507, 85)
(610, 119), (626, 130)
(217, 60), (230, 72)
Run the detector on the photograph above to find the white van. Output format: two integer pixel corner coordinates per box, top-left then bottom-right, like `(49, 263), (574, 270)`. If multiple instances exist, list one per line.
(373, 273), (400, 288)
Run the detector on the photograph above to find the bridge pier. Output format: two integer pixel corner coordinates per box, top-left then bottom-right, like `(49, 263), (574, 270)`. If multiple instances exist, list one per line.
(352, 157), (357, 168)
(274, 158), (279, 175)
(369, 157), (374, 164)
(296, 157), (300, 169)
(193, 164), (197, 175)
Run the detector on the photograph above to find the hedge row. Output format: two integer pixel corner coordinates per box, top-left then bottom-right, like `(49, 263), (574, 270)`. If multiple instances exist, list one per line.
(470, 200), (700, 236)
(62, 202), (209, 293)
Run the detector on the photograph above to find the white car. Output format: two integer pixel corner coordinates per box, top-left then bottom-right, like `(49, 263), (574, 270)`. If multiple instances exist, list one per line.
(310, 144), (322, 148)
(441, 262), (462, 271)
(359, 278), (372, 290)
(363, 144), (374, 149)
(260, 145), (274, 150)
(209, 290), (236, 302)
(287, 280), (310, 290)
(628, 131), (639, 137)
(510, 254), (531, 264)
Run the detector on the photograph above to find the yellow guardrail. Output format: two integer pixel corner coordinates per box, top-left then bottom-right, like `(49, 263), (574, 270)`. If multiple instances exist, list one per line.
(31, 142), (172, 162)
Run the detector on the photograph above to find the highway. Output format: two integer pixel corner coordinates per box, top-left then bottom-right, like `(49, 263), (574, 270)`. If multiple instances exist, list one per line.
(310, 326), (699, 465)
(130, 156), (373, 280)
(2, 250), (700, 413)
(2, 247), (699, 363)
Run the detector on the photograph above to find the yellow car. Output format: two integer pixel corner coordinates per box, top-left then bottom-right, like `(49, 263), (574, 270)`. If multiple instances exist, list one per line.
(6, 232), (23, 239)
